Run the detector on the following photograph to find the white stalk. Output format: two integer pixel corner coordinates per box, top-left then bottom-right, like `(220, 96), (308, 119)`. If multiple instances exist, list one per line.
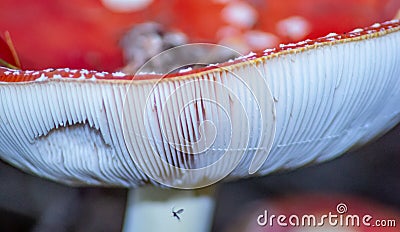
(123, 186), (216, 232)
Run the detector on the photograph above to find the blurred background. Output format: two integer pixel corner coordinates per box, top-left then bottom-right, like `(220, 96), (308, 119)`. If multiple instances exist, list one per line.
(1, 0), (399, 231)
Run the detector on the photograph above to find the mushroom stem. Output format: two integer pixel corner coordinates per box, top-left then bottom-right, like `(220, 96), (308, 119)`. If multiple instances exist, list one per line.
(123, 186), (216, 232)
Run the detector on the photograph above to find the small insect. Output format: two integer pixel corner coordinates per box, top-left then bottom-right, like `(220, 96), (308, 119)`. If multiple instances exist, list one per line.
(172, 207), (184, 221)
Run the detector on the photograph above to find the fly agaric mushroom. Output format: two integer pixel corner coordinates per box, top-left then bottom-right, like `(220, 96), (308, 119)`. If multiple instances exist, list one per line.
(1, 18), (400, 232)
(1, 0), (398, 70)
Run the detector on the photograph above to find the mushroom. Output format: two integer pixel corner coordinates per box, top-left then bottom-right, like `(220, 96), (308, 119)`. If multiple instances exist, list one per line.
(0, 19), (400, 231)
(1, 0), (397, 71)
